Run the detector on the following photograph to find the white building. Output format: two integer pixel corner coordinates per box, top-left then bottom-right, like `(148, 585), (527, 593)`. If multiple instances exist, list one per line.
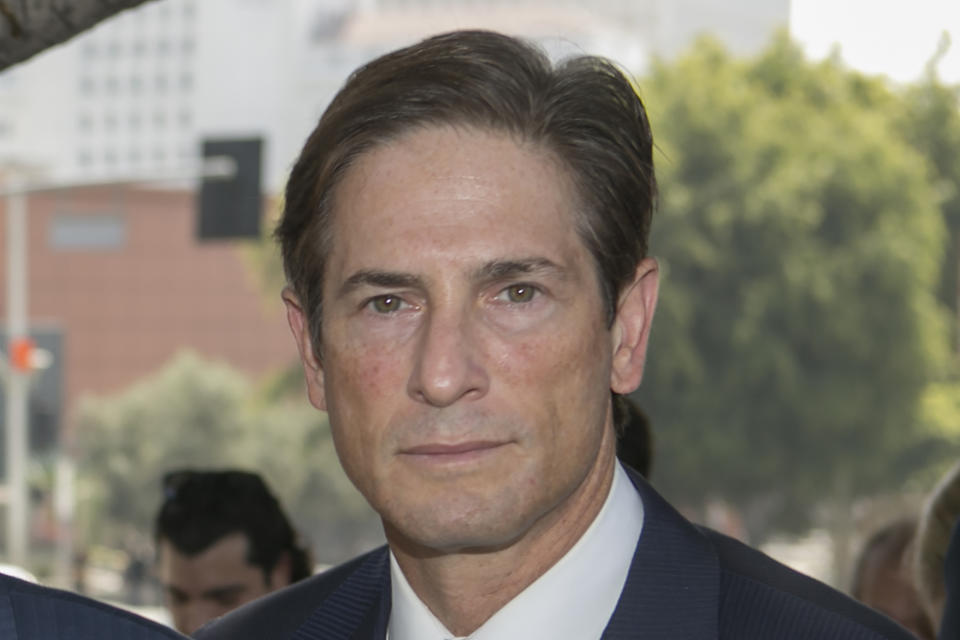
(0, 0), (790, 192)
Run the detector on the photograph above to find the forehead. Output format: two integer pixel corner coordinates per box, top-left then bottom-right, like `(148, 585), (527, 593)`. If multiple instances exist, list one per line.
(326, 125), (587, 276)
(158, 533), (255, 584)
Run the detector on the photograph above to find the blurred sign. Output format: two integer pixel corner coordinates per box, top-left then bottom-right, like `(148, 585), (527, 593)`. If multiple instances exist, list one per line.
(196, 137), (263, 240)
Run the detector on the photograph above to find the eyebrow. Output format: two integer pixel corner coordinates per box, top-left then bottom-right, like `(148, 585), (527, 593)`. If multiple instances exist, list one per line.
(339, 270), (425, 298)
(202, 584), (248, 600)
(472, 257), (567, 283)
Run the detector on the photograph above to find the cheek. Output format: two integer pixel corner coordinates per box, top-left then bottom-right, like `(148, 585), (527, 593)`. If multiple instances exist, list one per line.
(323, 345), (404, 470)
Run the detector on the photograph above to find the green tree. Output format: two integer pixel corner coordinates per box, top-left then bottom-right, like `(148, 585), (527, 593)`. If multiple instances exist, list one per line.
(74, 351), (382, 565)
(636, 34), (956, 539)
(896, 38), (960, 349)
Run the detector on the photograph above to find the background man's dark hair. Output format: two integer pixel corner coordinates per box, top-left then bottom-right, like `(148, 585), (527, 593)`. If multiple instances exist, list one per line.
(154, 469), (312, 584)
(614, 395), (653, 478)
(277, 29), (657, 354)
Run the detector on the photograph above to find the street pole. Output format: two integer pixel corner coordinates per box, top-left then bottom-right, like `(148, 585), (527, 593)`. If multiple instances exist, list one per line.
(5, 179), (29, 567)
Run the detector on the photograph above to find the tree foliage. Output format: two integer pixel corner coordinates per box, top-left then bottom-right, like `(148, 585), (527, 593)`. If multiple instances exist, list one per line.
(635, 34), (958, 538)
(74, 351), (382, 565)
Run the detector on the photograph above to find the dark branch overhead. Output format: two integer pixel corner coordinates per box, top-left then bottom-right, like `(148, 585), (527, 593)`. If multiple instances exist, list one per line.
(0, 0), (156, 72)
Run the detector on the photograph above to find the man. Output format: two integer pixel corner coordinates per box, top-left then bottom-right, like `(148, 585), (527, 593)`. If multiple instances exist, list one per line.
(196, 30), (913, 639)
(0, 571), (185, 639)
(154, 469), (312, 634)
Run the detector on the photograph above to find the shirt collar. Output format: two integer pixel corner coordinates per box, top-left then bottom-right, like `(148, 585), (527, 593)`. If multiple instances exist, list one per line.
(388, 461), (645, 640)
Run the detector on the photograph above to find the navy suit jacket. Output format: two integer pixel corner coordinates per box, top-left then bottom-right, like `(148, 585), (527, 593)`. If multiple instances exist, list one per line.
(0, 572), (185, 639)
(196, 470), (914, 640)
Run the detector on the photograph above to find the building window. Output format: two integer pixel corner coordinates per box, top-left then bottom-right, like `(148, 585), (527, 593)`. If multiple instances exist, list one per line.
(153, 111), (167, 128)
(128, 111), (141, 130)
(49, 215), (126, 251)
(130, 75), (143, 94)
(155, 74), (168, 92)
(77, 114), (93, 132)
(179, 72), (193, 91)
(79, 76), (95, 95)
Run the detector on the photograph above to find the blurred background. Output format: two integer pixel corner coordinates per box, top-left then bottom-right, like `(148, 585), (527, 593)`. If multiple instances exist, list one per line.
(0, 0), (959, 624)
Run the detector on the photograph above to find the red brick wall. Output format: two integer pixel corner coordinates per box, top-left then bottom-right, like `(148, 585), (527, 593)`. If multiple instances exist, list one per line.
(0, 186), (298, 434)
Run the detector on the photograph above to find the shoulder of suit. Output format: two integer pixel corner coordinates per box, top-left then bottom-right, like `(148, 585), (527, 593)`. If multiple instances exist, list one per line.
(0, 573), (183, 638)
(193, 545), (389, 640)
(697, 527), (916, 640)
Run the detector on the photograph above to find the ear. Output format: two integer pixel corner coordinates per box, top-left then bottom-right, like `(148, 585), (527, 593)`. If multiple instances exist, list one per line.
(610, 257), (659, 394)
(267, 551), (293, 588)
(282, 287), (327, 411)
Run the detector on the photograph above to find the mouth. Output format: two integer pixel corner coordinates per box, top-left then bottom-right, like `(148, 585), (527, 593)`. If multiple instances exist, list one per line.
(399, 440), (510, 464)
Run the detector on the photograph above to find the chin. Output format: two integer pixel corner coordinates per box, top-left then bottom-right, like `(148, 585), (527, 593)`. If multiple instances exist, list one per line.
(386, 498), (535, 554)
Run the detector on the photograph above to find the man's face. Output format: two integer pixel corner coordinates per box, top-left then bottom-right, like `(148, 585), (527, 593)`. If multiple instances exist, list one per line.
(158, 532), (286, 634)
(286, 125), (657, 553)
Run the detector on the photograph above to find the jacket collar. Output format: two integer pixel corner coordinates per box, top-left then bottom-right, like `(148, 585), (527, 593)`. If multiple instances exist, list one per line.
(602, 467), (719, 640)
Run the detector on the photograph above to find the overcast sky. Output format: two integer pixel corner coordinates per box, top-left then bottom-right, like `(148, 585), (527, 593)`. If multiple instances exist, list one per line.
(791, 0), (960, 82)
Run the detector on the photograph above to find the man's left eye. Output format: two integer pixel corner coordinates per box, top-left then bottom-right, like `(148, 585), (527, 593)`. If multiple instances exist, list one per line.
(501, 284), (537, 303)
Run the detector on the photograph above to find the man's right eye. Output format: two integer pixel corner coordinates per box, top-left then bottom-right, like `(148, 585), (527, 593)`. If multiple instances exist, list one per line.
(368, 295), (404, 313)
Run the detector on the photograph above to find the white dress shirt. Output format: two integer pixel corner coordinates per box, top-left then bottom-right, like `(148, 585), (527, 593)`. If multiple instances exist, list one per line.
(388, 462), (645, 640)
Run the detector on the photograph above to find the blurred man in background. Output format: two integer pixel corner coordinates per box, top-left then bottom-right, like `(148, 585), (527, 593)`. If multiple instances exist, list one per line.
(153, 469), (312, 634)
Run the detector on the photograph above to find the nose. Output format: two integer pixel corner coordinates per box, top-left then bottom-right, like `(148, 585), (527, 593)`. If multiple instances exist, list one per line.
(407, 304), (489, 407)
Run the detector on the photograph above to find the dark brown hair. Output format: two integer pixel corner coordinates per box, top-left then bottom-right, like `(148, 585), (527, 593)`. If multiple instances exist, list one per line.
(278, 29), (656, 349)
(155, 469), (313, 584)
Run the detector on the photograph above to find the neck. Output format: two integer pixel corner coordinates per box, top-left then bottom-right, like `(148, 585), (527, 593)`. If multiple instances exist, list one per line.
(387, 435), (618, 636)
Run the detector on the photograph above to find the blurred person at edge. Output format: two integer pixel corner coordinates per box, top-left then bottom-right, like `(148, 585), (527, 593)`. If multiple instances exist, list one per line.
(154, 469), (313, 634)
(195, 29), (915, 640)
(614, 394), (653, 478)
(851, 518), (935, 638)
(917, 462), (960, 637)
(0, 572), (185, 638)
(938, 519), (960, 639)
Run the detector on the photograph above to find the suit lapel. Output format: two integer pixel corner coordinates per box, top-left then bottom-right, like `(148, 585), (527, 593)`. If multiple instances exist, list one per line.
(602, 469), (720, 640)
(291, 548), (391, 640)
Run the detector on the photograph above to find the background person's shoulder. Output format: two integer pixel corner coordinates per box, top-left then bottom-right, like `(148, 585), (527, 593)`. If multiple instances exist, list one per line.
(0, 572), (185, 639)
(194, 546), (390, 640)
(700, 528), (916, 640)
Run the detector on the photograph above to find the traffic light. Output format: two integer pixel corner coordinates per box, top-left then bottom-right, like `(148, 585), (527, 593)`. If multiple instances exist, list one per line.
(0, 327), (63, 466)
(196, 137), (263, 240)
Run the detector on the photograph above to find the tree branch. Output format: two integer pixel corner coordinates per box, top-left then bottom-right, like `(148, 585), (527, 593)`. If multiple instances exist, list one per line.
(0, 0), (156, 72)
